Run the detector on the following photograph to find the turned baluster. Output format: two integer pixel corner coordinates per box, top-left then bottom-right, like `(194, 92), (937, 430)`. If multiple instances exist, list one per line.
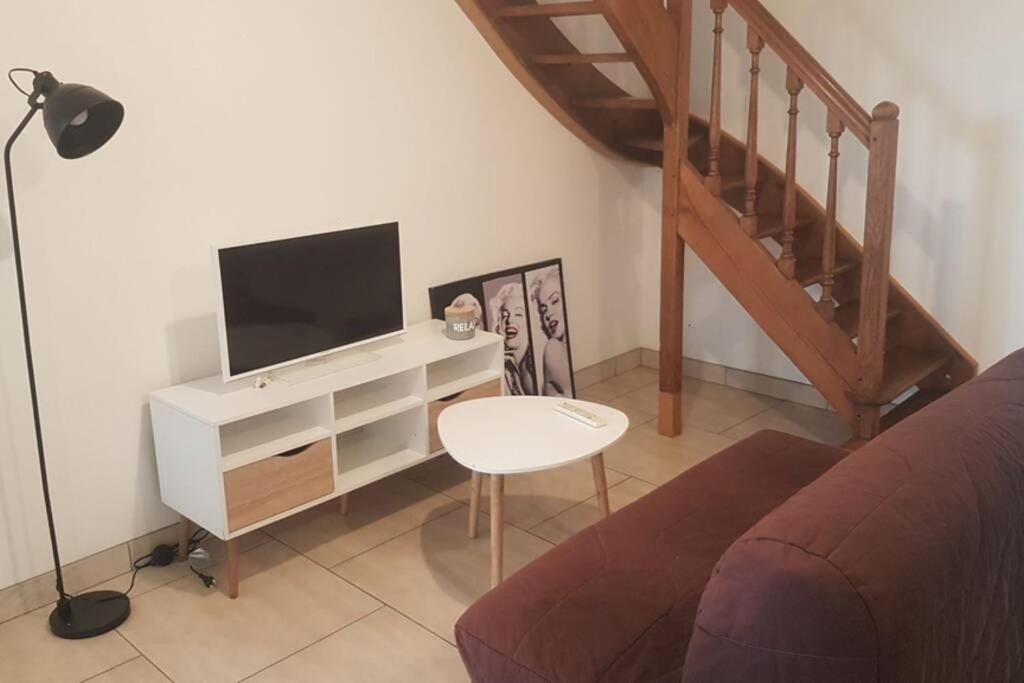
(818, 112), (845, 320)
(778, 66), (803, 279)
(740, 27), (765, 236)
(705, 0), (727, 196)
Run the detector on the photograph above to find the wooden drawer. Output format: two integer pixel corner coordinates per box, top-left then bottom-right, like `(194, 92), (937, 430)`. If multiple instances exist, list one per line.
(428, 379), (502, 453)
(224, 439), (334, 532)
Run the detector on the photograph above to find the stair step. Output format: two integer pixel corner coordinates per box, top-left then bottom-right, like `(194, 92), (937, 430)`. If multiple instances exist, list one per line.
(574, 97), (658, 110)
(495, 2), (601, 18)
(752, 215), (814, 239)
(834, 300), (902, 339)
(720, 175), (747, 193)
(619, 133), (704, 153)
(795, 258), (855, 287)
(872, 348), (953, 406)
(880, 389), (944, 431)
(533, 52), (632, 65)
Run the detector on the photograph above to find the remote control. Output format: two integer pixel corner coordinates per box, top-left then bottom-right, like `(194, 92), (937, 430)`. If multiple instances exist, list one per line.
(554, 402), (607, 428)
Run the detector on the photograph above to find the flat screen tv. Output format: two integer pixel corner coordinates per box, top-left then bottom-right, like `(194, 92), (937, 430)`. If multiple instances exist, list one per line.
(215, 222), (405, 381)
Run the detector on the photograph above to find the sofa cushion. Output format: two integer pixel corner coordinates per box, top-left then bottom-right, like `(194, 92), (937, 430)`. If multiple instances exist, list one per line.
(683, 350), (1024, 682)
(456, 430), (847, 682)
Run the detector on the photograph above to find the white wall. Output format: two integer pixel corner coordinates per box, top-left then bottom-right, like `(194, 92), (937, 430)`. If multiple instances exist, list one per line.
(0, 1), (653, 590)
(636, 0), (1024, 381)
(3, 0), (1020, 591)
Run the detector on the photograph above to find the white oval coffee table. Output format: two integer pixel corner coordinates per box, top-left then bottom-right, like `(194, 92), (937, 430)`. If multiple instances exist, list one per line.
(438, 396), (629, 587)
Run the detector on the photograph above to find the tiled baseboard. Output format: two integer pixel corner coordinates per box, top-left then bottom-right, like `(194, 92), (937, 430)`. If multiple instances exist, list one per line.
(0, 521), (182, 625)
(573, 349), (643, 390)
(575, 348), (828, 410)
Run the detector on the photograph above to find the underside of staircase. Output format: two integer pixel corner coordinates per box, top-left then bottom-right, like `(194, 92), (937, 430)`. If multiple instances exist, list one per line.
(456, 0), (976, 441)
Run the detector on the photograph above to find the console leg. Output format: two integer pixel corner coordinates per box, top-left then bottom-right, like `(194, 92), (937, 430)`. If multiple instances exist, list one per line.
(178, 516), (191, 561)
(339, 494), (351, 516)
(469, 471), (482, 539)
(226, 538), (240, 599)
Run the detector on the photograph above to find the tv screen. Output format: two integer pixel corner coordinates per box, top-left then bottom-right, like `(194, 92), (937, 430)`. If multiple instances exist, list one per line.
(217, 223), (404, 380)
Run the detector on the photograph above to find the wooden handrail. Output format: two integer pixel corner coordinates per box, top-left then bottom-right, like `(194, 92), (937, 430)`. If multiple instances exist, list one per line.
(727, 0), (871, 146)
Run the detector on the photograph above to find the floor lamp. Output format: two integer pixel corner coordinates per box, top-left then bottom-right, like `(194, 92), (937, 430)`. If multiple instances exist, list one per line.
(4, 68), (126, 639)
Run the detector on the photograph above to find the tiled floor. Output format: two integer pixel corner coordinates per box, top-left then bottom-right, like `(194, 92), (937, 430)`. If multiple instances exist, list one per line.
(0, 368), (850, 683)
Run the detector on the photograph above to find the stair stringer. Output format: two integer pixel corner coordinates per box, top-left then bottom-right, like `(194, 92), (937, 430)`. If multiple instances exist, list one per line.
(677, 162), (862, 427)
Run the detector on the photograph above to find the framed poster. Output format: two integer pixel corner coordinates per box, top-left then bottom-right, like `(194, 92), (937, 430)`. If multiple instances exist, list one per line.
(429, 258), (576, 398)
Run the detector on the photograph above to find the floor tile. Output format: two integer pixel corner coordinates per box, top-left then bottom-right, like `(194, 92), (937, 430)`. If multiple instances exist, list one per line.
(401, 454), (471, 496)
(0, 606), (137, 682)
(578, 389), (656, 431)
(577, 367), (659, 402)
(529, 477), (658, 545)
(265, 476), (461, 568)
(87, 656), (171, 682)
(117, 540), (379, 682)
(614, 378), (779, 434)
(405, 456), (627, 530)
(334, 507), (552, 643)
(247, 607), (468, 683)
(602, 423), (736, 485)
(722, 401), (852, 446)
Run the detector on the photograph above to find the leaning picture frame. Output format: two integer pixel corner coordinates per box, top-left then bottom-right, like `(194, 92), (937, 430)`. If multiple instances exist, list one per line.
(429, 258), (577, 399)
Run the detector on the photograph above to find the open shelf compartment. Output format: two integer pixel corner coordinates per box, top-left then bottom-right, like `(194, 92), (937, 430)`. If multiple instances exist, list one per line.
(426, 343), (502, 402)
(336, 407), (428, 492)
(220, 396), (332, 471)
(333, 367), (425, 433)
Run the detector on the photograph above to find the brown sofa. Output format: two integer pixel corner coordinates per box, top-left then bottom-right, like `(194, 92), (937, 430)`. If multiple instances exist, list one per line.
(455, 350), (1024, 682)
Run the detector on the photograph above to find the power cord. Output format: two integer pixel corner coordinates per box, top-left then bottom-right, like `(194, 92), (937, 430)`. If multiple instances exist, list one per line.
(190, 565), (216, 589)
(120, 527), (214, 595)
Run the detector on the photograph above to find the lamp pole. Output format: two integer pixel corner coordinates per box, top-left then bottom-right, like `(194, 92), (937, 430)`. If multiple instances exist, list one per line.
(4, 68), (128, 639)
(4, 101), (75, 621)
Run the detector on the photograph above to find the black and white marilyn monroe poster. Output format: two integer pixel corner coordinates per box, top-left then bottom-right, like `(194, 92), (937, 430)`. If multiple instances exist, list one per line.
(428, 259), (576, 398)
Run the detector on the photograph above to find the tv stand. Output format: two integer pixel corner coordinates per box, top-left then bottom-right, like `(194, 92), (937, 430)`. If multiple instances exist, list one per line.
(276, 348), (382, 385)
(150, 321), (503, 598)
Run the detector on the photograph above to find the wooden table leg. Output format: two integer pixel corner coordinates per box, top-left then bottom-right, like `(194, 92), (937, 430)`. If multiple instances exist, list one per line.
(591, 453), (611, 518)
(226, 538), (240, 599)
(177, 516), (191, 561)
(469, 471), (483, 539)
(339, 493), (351, 516)
(490, 474), (504, 588)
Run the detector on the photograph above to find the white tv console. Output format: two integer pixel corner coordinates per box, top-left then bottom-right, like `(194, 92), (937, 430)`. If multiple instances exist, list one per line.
(149, 321), (503, 597)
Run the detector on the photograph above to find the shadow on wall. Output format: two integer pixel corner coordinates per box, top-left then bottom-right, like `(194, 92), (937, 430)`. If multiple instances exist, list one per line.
(702, 0), (1005, 364)
(770, 0), (1008, 362)
(0, 216), (51, 586)
(593, 158), (652, 363)
(166, 313), (221, 384)
(837, 1), (1004, 357)
(130, 400), (178, 537)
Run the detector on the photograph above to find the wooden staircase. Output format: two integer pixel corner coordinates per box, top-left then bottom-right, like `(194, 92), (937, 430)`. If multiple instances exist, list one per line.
(456, 0), (976, 440)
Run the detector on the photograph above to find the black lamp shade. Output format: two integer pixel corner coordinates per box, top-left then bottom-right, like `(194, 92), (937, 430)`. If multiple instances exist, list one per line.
(42, 83), (124, 159)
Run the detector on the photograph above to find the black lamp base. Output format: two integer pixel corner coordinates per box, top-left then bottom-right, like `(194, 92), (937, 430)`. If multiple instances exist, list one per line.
(48, 591), (130, 639)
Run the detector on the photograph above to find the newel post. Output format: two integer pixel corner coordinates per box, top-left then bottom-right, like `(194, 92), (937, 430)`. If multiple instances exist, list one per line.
(857, 102), (900, 410)
(658, 0), (694, 437)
